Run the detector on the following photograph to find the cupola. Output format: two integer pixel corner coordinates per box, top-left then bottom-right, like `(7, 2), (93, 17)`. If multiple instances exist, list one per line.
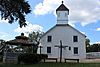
(56, 1), (69, 25)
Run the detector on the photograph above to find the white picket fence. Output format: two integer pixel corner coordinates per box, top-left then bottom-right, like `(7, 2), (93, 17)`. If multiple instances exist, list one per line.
(86, 52), (100, 59)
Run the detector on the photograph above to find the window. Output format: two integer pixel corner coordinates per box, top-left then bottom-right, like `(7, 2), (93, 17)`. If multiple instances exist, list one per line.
(65, 13), (67, 17)
(69, 47), (71, 50)
(47, 47), (51, 53)
(58, 13), (60, 17)
(73, 36), (78, 42)
(47, 36), (52, 42)
(74, 47), (78, 54)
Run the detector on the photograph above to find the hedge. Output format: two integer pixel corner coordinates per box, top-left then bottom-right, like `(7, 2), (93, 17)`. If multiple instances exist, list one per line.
(18, 53), (48, 64)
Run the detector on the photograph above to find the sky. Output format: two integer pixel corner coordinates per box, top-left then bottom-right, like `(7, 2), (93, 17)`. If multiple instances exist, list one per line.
(0, 0), (100, 44)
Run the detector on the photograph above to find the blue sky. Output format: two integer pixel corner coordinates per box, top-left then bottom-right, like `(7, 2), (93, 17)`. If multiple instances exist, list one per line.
(0, 0), (100, 44)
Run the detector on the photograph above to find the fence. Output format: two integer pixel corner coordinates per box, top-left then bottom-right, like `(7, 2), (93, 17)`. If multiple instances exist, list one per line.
(86, 52), (100, 59)
(3, 52), (20, 63)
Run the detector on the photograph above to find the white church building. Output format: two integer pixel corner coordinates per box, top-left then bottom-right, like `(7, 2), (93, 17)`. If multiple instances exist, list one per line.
(40, 1), (86, 62)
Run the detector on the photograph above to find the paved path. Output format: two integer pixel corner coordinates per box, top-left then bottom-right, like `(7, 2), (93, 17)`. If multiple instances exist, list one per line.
(80, 59), (100, 63)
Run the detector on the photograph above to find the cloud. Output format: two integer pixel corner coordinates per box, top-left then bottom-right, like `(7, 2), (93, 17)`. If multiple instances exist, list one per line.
(0, 17), (8, 23)
(33, 0), (62, 15)
(0, 32), (8, 38)
(14, 21), (43, 36)
(0, 32), (10, 41)
(95, 42), (100, 44)
(90, 41), (100, 45)
(33, 0), (100, 26)
(96, 28), (100, 31)
(91, 42), (100, 44)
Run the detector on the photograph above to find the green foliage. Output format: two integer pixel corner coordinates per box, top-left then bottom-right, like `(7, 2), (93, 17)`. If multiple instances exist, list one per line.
(86, 38), (90, 47)
(29, 31), (43, 43)
(85, 38), (91, 52)
(0, 55), (3, 62)
(0, 0), (31, 27)
(28, 31), (44, 53)
(0, 39), (6, 60)
(87, 44), (100, 52)
(18, 53), (48, 64)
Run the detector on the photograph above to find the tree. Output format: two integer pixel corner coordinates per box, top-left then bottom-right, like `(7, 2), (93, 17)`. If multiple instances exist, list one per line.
(28, 31), (44, 53)
(0, 0), (31, 28)
(0, 39), (6, 61)
(85, 38), (90, 47)
(90, 44), (100, 52)
(0, 39), (6, 52)
(85, 38), (90, 52)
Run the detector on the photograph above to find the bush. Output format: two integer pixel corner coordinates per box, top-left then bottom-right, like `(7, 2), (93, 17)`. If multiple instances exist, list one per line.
(0, 56), (3, 62)
(40, 54), (48, 59)
(18, 53), (48, 64)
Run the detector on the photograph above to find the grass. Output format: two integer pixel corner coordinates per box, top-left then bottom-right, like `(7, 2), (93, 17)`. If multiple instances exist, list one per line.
(0, 62), (100, 67)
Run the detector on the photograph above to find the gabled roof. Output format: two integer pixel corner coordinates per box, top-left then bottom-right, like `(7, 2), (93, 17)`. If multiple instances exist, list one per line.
(56, 1), (69, 11)
(41, 24), (86, 38)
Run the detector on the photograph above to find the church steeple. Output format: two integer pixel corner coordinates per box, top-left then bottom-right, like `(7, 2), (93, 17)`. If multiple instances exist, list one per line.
(56, 1), (69, 25)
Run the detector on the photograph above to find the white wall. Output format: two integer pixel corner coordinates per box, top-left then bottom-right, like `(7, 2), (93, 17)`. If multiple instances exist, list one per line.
(41, 25), (86, 59)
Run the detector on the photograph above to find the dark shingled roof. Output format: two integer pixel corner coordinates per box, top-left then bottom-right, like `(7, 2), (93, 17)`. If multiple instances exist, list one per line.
(6, 33), (35, 46)
(56, 1), (69, 11)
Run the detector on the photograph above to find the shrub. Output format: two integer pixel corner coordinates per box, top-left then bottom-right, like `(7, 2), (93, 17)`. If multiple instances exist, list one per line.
(18, 53), (48, 64)
(40, 54), (48, 59)
(0, 56), (3, 62)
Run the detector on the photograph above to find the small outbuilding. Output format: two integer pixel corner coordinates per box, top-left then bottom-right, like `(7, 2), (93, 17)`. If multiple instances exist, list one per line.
(3, 33), (35, 63)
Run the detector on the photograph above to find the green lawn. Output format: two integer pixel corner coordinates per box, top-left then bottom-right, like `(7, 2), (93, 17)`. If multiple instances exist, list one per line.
(0, 63), (100, 67)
